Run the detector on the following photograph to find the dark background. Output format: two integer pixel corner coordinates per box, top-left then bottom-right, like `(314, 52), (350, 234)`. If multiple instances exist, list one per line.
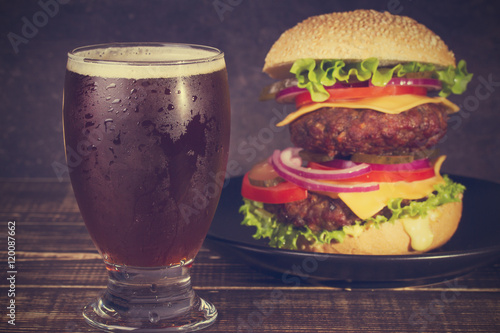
(1, 0), (499, 183)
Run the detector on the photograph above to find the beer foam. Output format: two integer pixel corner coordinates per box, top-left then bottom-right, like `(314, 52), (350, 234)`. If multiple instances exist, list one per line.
(67, 44), (226, 79)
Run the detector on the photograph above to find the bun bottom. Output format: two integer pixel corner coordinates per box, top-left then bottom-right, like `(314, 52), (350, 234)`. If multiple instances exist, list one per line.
(297, 201), (462, 255)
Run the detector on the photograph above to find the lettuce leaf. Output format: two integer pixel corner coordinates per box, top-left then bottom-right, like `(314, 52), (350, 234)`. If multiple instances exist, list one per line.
(436, 60), (473, 97)
(371, 175), (465, 225)
(290, 59), (330, 102)
(290, 58), (473, 102)
(240, 175), (465, 250)
(239, 199), (345, 250)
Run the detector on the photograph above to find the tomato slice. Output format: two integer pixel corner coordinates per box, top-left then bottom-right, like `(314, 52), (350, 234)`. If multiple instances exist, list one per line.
(295, 85), (428, 108)
(308, 162), (435, 183)
(339, 168), (435, 183)
(241, 173), (307, 204)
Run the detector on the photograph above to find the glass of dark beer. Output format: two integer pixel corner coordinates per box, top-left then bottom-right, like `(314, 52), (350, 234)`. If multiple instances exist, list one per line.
(63, 43), (230, 331)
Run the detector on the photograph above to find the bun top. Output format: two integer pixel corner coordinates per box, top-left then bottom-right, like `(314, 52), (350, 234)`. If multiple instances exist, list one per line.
(263, 10), (456, 79)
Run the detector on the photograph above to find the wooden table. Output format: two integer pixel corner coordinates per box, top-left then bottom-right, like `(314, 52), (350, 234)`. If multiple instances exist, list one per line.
(1, 179), (499, 332)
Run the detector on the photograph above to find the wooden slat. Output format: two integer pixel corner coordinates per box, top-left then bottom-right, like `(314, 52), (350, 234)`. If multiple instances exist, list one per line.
(0, 180), (78, 213)
(7, 253), (283, 289)
(0, 211), (85, 224)
(8, 287), (500, 332)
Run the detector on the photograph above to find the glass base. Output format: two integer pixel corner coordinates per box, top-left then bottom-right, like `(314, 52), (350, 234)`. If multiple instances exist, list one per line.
(82, 263), (217, 332)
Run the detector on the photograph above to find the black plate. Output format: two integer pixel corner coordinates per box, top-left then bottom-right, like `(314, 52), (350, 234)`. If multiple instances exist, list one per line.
(207, 175), (500, 288)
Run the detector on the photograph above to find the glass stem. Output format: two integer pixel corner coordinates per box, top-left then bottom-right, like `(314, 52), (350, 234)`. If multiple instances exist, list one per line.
(83, 262), (217, 331)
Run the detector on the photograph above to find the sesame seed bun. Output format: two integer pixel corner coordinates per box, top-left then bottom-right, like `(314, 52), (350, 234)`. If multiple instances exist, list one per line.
(297, 200), (463, 255)
(263, 10), (456, 79)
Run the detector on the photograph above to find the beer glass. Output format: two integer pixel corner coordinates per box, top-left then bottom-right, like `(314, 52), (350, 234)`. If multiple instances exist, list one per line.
(63, 43), (230, 331)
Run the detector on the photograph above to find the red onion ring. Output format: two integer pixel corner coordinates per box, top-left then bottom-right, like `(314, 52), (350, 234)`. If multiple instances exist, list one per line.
(369, 78), (442, 90)
(270, 149), (379, 193)
(368, 158), (431, 171)
(321, 157), (431, 171)
(280, 148), (372, 180)
(275, 82), (366, 103)
(275, 86), (306, 103)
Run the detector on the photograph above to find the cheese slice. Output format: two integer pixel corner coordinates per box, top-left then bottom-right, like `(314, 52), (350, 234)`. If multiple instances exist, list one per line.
(337, 156), (447, 220)
(338, 176), (444, 220)
(277, 95), (460, 127)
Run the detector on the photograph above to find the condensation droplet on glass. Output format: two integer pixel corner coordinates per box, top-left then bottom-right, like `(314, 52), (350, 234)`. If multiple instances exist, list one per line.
(149, 312), (159, 324)
(111, 99), (121, 104)
(106, 83), (116, 90)
(192, 95), (197, 102)
(104, 119), (113, 132)
(150, 284), (157, 293)
(167, 104), (174, 111)
(108, 107), (114, 112)
(130, 88), (137, 94)
(106, 96), (111, 101)
(113, 132), (121, 145)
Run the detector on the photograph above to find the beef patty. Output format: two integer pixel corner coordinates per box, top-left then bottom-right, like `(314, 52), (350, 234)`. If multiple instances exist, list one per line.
(264, 193), (359, 232)
(289, 103), (448, 157)
(264, 193), (419, 232)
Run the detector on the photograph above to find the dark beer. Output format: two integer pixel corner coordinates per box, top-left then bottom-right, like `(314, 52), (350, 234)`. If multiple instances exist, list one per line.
(63, 45), (230, 267)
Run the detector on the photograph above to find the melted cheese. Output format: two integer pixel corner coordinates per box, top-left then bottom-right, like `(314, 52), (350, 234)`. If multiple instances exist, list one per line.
(401, 216), (434, 251)
(337, 156), (447, 220)
(277, 95), (460, 127)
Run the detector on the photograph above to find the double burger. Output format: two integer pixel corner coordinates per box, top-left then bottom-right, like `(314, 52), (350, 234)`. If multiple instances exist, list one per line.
(239, 10), (472, 255)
